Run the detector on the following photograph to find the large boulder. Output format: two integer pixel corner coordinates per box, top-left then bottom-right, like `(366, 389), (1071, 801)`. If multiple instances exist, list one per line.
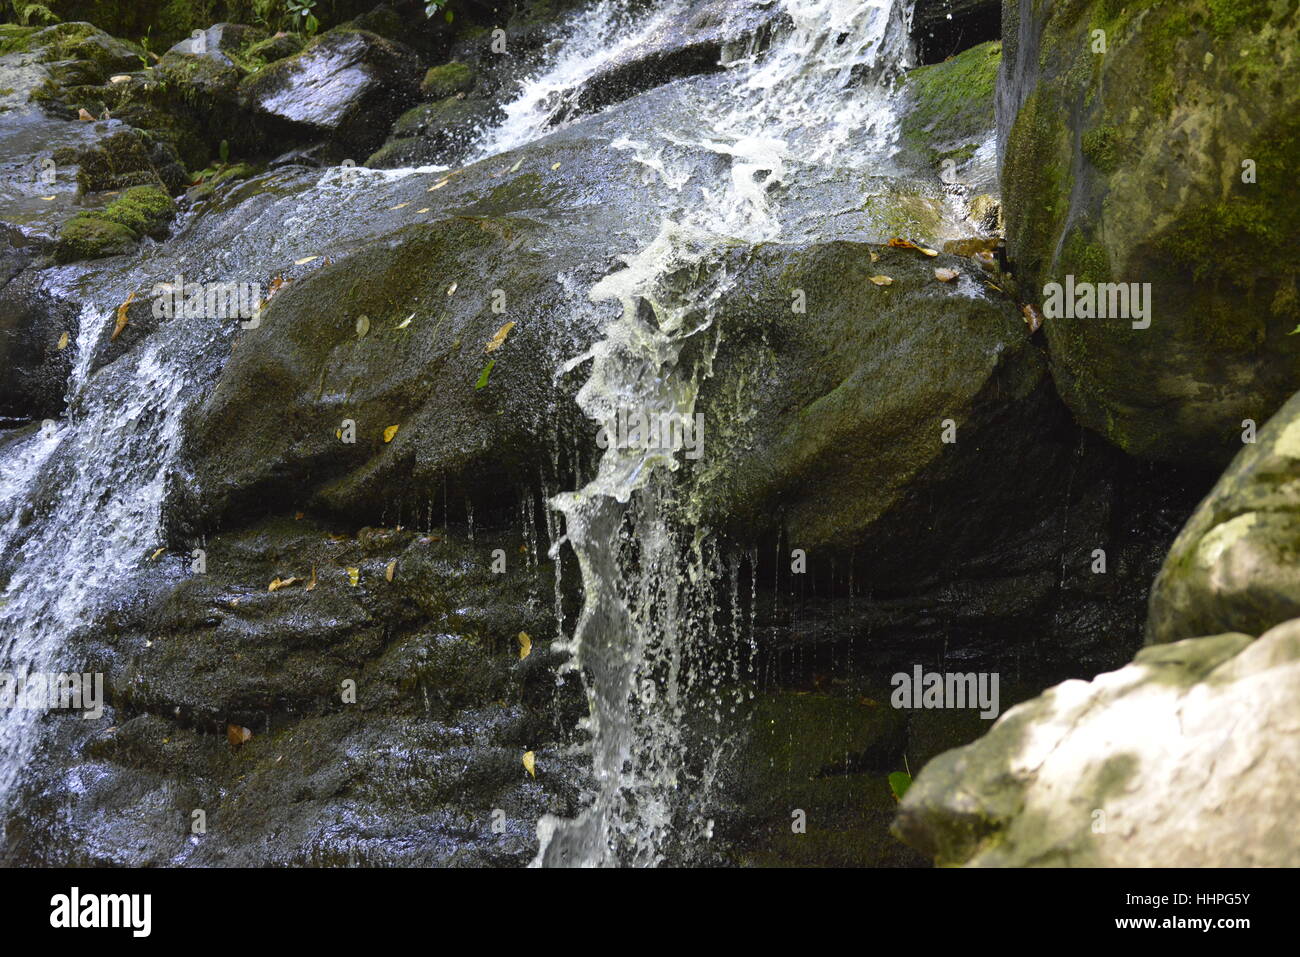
(1148, 388), (1300, 645)
(239, 28), (423, 160)
(894, 620), (1300, 866)
(998, 0), (1300, 465)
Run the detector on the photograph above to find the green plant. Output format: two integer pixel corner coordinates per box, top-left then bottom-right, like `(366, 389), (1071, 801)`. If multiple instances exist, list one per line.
(425, 0), (454, 24)
(888, 755), (912, 802)
(286, 0), (320, 38)
(8, 2), (58, 25)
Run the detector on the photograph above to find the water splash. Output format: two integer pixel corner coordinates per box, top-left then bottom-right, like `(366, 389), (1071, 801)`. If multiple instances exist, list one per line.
(535, 0), (917, 866)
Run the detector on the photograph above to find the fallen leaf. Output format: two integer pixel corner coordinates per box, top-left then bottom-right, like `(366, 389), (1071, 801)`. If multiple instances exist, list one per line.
(306, 566), (317, 591)
(294, 511), (304, 520)
(416, 207), (430, 213)
(355, 315), (370, 338)
(396, 313), (413, 329)
(384, 559), (396, 582)
(475, 359), (495, 390)
(508, 158), (523, 173)
(383, 424), (399, 443)
(427, 178), (450, 192)
(294, 255), (318, 265)
(149, 547), (165, 561)
(347, 567), (359, 587)
(484, 321), (515, 354)
(934, 267), (959, 283)
(111, 291), (135, 341)
(40, 195), (56, 201)
(57, 331), (69, 350)
(268, 576), (299, 591)
(518, 631), (532, 660)
(888, 771), (911, 802)
(390, 202), (409, 210)
(919, 247), (939, 257)
(522, 750), (536, 778)
(868, 275), (894, 286)
(77, 108), (94, 121)
(887, 237), (918, 250)
(446, 281), (457, 296)
(227, 724), (252, 747)
(1021, 303), (1044, 333)
(550, 162), (561, 171)
(973, 250), (997, 272)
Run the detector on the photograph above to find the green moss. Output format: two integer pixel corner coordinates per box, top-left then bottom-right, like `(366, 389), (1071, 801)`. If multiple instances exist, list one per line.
(1081, 125), (1122, 173)
(56, 185), (174, 262)
(1002, 88), (1071, 284)
(899, 41), (1001, 154)
(421, 60), (473, 99)
(1060, 227), (1112, 285)
(1205, 0), (1276, 38)
(0, 24), (40, 55)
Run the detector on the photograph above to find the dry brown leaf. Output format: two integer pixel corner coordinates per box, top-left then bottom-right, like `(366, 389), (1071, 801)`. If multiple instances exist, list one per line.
(518, 631), (532, 660)
(268, 576), (299, 592)
(111, 291), (135, 341)
(887, 237), (918, 249)
(485, 321), (515, 354)
(383, 424), (399, 443)
(934, 267), (959, 283)
(868, 275), (894, 286)
(1021, 303), (1044, 333)
(306, 565), (317, 592)
(384, 559), (396, 582)
(227, 724), (252, 747)
(77, 108), (94, 121)
(522, 750), (536, 778)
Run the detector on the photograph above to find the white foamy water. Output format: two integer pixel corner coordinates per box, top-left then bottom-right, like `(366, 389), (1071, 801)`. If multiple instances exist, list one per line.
(533, 0), (918, 866)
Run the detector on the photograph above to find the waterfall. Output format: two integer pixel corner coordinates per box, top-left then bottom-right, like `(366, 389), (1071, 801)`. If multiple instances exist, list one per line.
(531, 0), (917, 866)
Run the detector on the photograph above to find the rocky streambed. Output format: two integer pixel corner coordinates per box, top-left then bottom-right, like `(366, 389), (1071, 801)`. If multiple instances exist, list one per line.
(0, 0), (1296, 868)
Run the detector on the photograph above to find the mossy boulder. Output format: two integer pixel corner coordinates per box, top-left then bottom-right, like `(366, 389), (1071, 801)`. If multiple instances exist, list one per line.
(897, 40), (1001, 191)
(420, 60), (474, 99)
(367, 94), (497, 168)
(55, 184), (174, 262)
(239, 28), (423, 160)
(1148, 388), (1300, 645)
(998, 0), (1300, 464)
(894, 622), (1299, 866)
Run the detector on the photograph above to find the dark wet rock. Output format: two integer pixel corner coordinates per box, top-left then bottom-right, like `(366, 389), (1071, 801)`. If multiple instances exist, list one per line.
(1148, 389), (1300, 646)
(0, 259), (77, 420)
(239, 29), (423, 160)
(164, 23), (267, 64)
(893, 622), (1300, 866)
(912, 0), (1002, 65)
(73, 128), (172, 193)
(366, 94), (499, 168)
(1, 517), (585, 866)
(997, 0), (1300, 465)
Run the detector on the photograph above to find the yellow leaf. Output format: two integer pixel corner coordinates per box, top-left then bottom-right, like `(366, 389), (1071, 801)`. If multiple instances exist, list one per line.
(347, 567), (359, 587)
(550, 162), (561, 170)
(390, 202), (409, 210)
(870, 251), (879, 262)
(294, 256), (318, 266)
(57, 331), (69, 350)
(522, 750), (536, 778)
(77, 108), (94, 121)
(416, 207), (431, 213)
(868, 275), (893, 286)
(518, 631), (532, 660)
(383, 424), (399, 443)
(40, 195), (56, 201)
(427, 178), (449, 192)
(385, 559), (396, 582)
(934, 268), (959, 283)
(111, 291), (135, 341)
(268, 576), (299, 592)
(356, 315), (370, 338)
(446, 282), (457, 296)
(306, 565), (317, 592)
(485, 321), (515, 354)
(920, 247), (939, 257)
(396, 314), (413, 329)
(509, 158), (523, 173)
(149, 547), (165, 561)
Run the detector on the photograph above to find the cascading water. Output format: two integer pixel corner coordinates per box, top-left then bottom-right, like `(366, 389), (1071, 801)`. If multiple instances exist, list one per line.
(530, 0), (918, 865)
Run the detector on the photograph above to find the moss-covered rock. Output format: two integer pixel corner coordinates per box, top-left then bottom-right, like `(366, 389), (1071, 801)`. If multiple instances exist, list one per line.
(998, 0), (1300, 464)
(55, 184), (174, 261)
(897, 39), (1001, 182)
(420, 59), (474, 99)
(1147, 388), (1300, 645)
